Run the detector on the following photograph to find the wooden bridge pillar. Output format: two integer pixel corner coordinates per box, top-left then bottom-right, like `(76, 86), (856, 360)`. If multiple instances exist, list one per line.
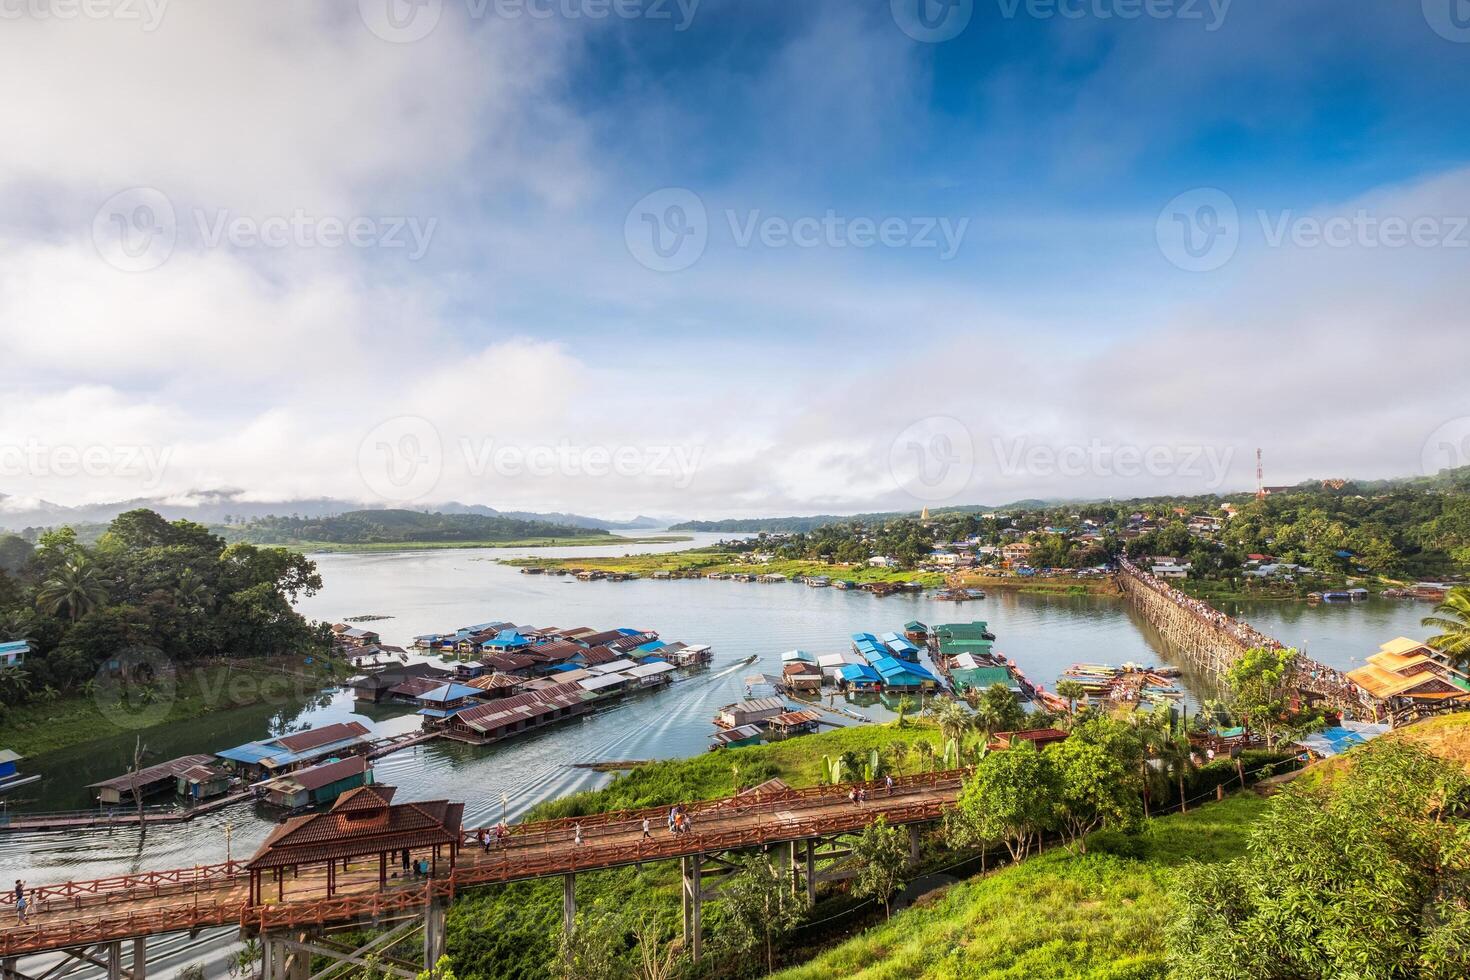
(680, 854), (703, 965)
(105, 942), (122, 980)
(803, 838), (816, 905)
(562, 874), (576, 939)
(424, 899), (447, 971)
(131, 938), (146, 980)
(908, 825), (922, 867)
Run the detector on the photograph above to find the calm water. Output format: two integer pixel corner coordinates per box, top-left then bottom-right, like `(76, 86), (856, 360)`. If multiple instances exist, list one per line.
(0, 534), (1435, 887)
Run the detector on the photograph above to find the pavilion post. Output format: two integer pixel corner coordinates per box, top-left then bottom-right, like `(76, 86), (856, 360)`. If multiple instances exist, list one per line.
(132, 937), (147, 980)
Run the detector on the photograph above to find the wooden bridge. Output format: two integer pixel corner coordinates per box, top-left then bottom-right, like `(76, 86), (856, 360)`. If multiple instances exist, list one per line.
(1115, 560), (1370, 714)
(0, 771), (964, 979)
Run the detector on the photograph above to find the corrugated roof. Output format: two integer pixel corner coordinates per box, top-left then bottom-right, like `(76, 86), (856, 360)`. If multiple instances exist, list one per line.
(89, 754), (216, 792)
(264, 756), (370, 793)
(275, 722), (370, 754)
(248, 789), (463, 870)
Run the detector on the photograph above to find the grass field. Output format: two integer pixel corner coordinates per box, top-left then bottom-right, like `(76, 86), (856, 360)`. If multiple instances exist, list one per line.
(505, 549), (948, 587)
(773, 794), (1265, 980)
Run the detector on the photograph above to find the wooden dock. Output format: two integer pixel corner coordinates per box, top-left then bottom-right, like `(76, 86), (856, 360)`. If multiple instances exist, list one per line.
(0, 789), (256, 834)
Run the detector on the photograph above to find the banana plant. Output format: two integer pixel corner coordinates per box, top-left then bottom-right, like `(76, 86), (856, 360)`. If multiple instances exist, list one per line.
(869, 749), (881, 779)
(942, 737), (960, 770)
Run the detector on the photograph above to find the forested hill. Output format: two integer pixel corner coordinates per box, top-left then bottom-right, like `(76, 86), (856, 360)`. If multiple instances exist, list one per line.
(669, 503), (1051, 534)
(219, 509), (606, 545)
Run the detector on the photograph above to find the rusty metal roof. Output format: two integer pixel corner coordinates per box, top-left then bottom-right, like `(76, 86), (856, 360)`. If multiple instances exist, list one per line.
(247, 787), (462, 869)
(274, 722), (370, 754)
(88, 755), (217, 792)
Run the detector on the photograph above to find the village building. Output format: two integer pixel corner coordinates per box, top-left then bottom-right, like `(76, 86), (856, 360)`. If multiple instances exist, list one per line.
(260, 756), (374, 810)
(714, 697), (786, 729)
(88, 754), (218, 806)
(216, 722), (372, 780)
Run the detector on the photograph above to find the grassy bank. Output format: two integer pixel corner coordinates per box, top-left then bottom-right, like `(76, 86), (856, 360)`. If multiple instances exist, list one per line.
(504, 548), (947, 587)
(953, 573), (1121, 597)
(0, 659), (344, 756)
(288, 534), (688, 553)
(774, 794), (1264, 980)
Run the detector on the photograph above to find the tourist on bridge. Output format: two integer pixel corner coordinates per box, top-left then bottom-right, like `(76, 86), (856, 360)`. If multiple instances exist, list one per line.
(642, 817), (652, 839)
(15, 890), (27, 924)
(885, 774), (895, 796)
(573, 823), (583, 846)
(477, 828), (489, 853)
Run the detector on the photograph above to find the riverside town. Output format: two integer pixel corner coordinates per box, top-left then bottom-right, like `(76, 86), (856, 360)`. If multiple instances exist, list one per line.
(4, 5), (1470, 979)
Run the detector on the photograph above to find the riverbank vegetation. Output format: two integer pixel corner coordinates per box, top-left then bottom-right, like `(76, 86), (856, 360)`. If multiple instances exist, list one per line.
(503, 549), (947, 587)
(215, 509), (677, 550)
(0, 509), (331, 735)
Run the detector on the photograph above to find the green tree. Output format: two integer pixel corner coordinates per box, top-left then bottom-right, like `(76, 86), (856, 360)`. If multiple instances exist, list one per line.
(1168, 741), (1470, 979)
(949, 741), (1060, 862)
(1423, 586), (1470, 668)
(1225, 646), (1298, 748)
(974, 683), (1026, 739)
(926, 696), (972, 747)
(853, 816), (911, 920)
(35, 557), (109, 622)
(719, 854), (809, 974)
(557, 910), (623, 980)
(1048, 734), (1141, 852)
(1055, 679), (1088, 715)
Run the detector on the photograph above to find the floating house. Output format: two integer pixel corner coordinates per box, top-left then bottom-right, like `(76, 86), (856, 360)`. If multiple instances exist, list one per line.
(903, 621), (929, 644)
(671, 643), (713, 666)
(331, 624), (381, 648)
(818, 650), (866, 681)
(216, 722), (372, 780)
(415, 682), (490, 723)
(933, 622), (996, 659)
(442, 683), (591, 745)
(781, 649), (818, 664)
(708, 724), (763, 750)
(880, 632), (921, 662)
(89, 754), (218, 805)
(176, 763), (233, 801)
(261, 756), (374, 810)
(838, 663), (883, 693)
(480, 629), (533, 654)
(870, 656), (940, 692)
(949, 656), (1017, 695)
(624, 660), (678, 689)
(714, 697), (786, 729)
(350, 663), (451, 704)
(766, 709), (822, 737)
(782, 661), (823, 692)
(851, 633), (889, 663)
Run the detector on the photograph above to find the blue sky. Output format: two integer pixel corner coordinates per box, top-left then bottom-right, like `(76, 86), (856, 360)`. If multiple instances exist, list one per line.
(1, 1), (1468, 518)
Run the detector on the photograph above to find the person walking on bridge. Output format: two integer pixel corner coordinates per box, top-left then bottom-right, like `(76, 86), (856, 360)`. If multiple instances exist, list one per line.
(15, 890), (27, 924)
(642, 816), (652, 839)
(573, 823), (583, 846)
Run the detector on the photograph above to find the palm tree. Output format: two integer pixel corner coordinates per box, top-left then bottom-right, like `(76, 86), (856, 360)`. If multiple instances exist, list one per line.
(1423, 586), (1470, 668)
(1154, 735), (1197, 814)
(173, 568), (214, 614)
(1055, 680), (1088, 715)
(915, 740), (935, 773)
(887, 741), (909, 776)
(928, 697), (972, 747)
(35, 558), (109, 621)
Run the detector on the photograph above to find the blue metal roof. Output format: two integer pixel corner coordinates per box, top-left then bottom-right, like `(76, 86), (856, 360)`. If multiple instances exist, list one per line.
(840, 663), (882, 682)
(0, 640), (30, 655)
(851, 632), (878, 644)
(634, 640), (666, 652)
(872, 656), (937, 682)
(216, 743), (277, 765)
(420, 683), (483, 703)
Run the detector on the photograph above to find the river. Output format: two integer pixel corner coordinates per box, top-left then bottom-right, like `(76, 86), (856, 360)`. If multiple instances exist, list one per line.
(0, 533), (1435, 888)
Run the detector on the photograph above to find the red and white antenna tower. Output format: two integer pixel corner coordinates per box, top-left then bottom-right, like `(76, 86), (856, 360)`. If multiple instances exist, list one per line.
(1256, 448), (1266, 501)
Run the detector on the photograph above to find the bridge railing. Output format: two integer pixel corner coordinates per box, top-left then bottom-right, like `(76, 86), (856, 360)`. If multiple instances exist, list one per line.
(0, 861), (245, 909)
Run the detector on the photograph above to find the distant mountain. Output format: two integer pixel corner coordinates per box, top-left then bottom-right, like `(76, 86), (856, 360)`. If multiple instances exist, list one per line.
(0, 489), (666, 532)
(667, 502), (1052, 534)
(219, 509), (606, 546)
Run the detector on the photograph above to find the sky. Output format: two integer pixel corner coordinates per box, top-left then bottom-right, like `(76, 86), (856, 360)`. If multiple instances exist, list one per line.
(2, 0), (1469, 520)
